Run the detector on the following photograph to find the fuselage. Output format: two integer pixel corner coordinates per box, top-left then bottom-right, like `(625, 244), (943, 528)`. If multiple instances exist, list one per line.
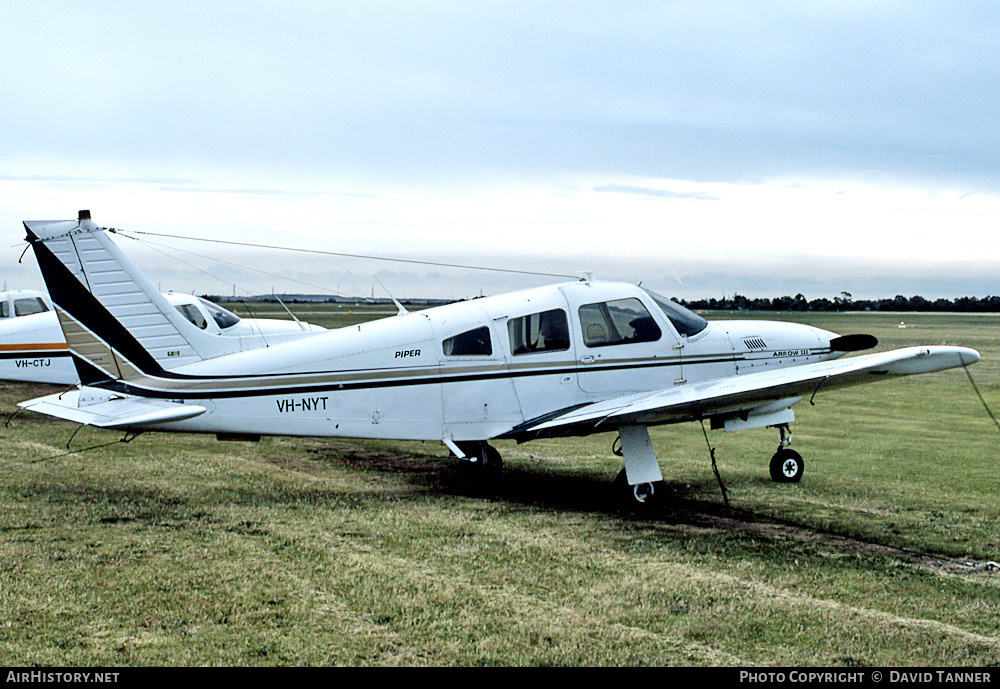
(103, 281), (846, 442)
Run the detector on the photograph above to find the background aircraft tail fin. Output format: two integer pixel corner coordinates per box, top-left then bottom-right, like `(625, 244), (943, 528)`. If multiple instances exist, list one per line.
(24, 211), (229, 384)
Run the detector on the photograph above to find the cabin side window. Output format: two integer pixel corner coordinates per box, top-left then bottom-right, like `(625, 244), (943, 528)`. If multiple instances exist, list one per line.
(13, 297), (49, 317)
(508, 309), (570, 355)
(443, 326), (493, 356)
(0, 302), (8, 318)
(578, 298), (662, 347)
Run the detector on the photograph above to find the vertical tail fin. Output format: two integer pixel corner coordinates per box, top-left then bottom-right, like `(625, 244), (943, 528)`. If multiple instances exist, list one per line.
(24, 211), (231, 384)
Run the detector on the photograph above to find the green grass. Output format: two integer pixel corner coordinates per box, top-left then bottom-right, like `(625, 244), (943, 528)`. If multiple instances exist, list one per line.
(1, 311), (999, 666)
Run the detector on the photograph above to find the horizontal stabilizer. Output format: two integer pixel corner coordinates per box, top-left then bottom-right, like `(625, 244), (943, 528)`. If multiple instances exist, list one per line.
(19, 389), (205, 429)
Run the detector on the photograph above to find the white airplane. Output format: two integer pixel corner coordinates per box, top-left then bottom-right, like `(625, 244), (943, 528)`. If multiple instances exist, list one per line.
(0, 289), (76, 385)
(0, 288), (325, 386)
(17, 212), (981, 505)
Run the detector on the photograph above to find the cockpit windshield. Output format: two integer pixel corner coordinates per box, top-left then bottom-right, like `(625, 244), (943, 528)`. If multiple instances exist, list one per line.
(198, 298), (241, 329)
(641, 288), (708, 338)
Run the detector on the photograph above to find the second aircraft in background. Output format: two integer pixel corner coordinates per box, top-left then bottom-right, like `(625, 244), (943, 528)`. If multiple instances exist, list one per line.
(0, 288), (325, 386)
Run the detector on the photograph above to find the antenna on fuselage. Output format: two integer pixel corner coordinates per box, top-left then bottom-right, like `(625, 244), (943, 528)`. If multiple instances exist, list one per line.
(374, 275), (408, 316)
(274, 294), (308, 331)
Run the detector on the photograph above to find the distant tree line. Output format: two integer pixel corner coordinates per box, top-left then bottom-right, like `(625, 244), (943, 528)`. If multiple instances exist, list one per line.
(211, 292), (1000, 313)
(677, 292), (1000, 313)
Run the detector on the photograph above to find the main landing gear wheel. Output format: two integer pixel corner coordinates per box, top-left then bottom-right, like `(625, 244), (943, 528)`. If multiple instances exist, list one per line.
(453, 441), (503, 479)
(769, 448), (804, 483)
(614, 468), (662, 508)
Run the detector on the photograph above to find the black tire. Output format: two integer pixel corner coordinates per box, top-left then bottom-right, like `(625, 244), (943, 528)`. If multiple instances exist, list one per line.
(614, 468), (661, 507)
(455, 441), (503, 479)
(770, 448), (804, 483)
(481, 443), (503, 477)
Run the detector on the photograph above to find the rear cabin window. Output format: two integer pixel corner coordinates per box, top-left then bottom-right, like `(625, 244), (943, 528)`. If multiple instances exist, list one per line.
(443, 326), (493, 356)
(578, 298), (661, 347)
(508, 309), (570, 355)
(13, 298), (49, 317)
(0, 302), (8, 318)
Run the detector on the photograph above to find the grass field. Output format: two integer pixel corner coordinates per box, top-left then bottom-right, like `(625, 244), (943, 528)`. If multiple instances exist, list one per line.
(1, 308), (999, 666)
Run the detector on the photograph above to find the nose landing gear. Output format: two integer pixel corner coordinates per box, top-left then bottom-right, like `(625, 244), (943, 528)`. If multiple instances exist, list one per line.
(769, 423), (804, 482)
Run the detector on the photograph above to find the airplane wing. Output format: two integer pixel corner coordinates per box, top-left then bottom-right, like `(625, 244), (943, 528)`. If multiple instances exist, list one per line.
(507, 345), (980, 439)
(18, 390), (206, 429)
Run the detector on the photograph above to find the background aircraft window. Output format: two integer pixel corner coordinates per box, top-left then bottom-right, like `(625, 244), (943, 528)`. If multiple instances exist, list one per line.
(443, 326), (493, 356)
(0, 302), (8, 318)
(508, 309), (570, 355)
(13, 297), (49, 317)
(579, 298), (662, 347)
(175, 304), (209, 329)
(641, 288), (708, 337)
(198, 298), (241, 329)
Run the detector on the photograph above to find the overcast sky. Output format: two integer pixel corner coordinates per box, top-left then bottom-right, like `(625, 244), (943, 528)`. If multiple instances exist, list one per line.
(3, 1), (999, 300)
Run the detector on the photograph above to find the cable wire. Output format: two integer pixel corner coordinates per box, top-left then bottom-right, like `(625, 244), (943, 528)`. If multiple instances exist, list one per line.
(118, 228), (580, 280)
(962, 362), (1000, 433)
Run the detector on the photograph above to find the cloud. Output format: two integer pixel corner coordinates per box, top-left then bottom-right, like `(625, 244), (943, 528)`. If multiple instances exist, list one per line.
(592, 184), (719, 201)
(2, 2), (999, 299)
(4, 2), (998, 184)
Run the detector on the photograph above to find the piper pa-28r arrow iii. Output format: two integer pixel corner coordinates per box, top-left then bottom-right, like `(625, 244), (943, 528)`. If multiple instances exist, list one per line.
(18, 212), (981, 504)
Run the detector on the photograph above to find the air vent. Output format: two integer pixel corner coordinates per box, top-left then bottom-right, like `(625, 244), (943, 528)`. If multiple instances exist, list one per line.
(743, 337), (767, 351)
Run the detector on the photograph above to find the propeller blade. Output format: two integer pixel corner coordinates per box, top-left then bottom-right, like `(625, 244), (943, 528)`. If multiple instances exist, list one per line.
(830, 334), (878, 352)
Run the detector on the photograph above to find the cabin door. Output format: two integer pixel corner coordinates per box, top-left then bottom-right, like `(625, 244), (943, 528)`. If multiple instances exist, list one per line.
(574, 296), (683, 395)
